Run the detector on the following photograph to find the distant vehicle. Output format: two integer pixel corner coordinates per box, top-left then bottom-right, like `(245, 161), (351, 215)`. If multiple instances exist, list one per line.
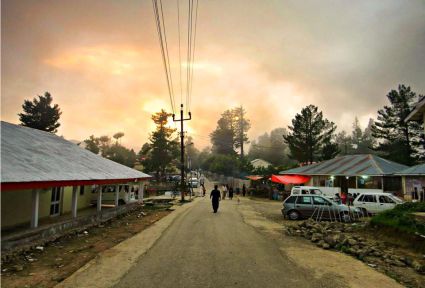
(188, 177), (199, 188)
(91, 184), (138, 206)
(352, 192), (403, 216)
(170, 175), (182, 182)
(291, 186), (323, 195)
(282, 195), (359, 222)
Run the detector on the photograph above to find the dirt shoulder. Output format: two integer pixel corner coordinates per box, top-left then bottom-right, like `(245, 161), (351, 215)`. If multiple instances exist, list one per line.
(238, 198), (408, 288)
(1, 205), (171, 288)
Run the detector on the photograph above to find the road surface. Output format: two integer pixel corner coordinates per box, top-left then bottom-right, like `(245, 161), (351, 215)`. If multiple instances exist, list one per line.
(114, 180), (401, 288)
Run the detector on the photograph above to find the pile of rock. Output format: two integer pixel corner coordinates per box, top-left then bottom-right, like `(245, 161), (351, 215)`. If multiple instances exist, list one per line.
(285, 219), (424, 274)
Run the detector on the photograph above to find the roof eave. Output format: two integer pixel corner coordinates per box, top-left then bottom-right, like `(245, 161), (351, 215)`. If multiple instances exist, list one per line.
(1, 177), (151, 191)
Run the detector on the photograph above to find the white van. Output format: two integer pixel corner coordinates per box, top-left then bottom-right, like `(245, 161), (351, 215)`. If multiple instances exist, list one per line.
(91, 184), (138, 206)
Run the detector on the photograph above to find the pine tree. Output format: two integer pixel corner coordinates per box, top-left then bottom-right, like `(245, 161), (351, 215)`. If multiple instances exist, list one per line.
(371, 85), (424, 164)
(141, 110), (179, 177)
(84, 135), (100, 154)
(233, 106), (251, 157)
(284, 105), (337, 164)
(18, 92), (62, 133)
(210, 110), (236, 155)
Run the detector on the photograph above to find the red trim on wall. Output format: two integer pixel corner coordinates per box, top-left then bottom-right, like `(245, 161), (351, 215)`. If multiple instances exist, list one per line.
(1, 177), (151, 191)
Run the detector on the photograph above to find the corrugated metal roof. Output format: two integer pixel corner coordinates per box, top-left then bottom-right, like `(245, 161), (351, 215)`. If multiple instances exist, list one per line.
(280, 154), (408, 176)
(395, 163), (425, 176)
(1, 121), (151, 183)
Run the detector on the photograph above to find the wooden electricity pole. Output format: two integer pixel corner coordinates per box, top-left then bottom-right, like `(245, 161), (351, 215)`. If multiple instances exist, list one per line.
(173, 104), (191, 202)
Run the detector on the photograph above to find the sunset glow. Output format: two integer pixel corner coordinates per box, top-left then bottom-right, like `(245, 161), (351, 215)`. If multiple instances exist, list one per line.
(2, 0), (424, 152)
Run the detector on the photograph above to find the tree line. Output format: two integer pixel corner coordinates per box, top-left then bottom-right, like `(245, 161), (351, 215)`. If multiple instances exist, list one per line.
(17, 84), (424, 177)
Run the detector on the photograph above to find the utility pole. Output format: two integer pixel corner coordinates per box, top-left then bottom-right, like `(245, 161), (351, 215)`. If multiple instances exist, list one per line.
(240, 107), (244, 158)
(173, 104), (191, 202)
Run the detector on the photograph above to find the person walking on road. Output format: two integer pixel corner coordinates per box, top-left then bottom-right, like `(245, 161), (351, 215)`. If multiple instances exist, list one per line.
(222, 184), (227, 200)
(228, 186), (234, 200)
(202, 184), (206, 197)
(242, 184), (247, 197)
(210, 185), (221, 213)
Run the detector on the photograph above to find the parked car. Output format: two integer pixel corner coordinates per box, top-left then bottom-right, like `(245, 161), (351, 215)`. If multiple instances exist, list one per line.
(188, 177), (199, 188)
(352, 192), (403, 216)
(282, 195), (359, 222)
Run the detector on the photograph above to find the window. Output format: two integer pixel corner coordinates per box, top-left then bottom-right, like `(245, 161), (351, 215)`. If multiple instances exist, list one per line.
(79, 185), (85, 196)
(310, 189), (321, 195)
(285, 196), (296, 204)
(357, 195), (364, 202)
(50, 187), (61, 216)
(292, 189), (300, 194)
(313, 196), (330, 205)
(362, 195), (376, 203)
(296, 196), (312, 205)
(301, 189), (309, 195)
(379, 195), (395, 204)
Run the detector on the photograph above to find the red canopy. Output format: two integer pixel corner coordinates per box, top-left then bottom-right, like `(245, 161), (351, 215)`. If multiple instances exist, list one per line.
(271, 174), (311, 185)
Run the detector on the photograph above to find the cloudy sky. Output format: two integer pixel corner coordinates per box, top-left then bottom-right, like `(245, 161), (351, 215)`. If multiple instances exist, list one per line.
(2, 0), (425, 151)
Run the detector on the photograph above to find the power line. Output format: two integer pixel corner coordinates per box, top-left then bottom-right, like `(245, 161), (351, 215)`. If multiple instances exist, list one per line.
(151, 0), (175, 114)
(188, 0), (199, 112)
(177, 0), (183, 106)
(185, 0), (193, 115)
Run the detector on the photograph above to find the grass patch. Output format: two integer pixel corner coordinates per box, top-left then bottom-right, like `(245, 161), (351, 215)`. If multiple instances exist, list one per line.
(370, 202), (425, 235)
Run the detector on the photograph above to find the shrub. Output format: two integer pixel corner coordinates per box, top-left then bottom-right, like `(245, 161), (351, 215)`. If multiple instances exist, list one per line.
(370, 202), (425, 235)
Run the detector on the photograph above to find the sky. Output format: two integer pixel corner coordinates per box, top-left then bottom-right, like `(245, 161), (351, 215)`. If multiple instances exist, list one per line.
(2, 0), (425, 151)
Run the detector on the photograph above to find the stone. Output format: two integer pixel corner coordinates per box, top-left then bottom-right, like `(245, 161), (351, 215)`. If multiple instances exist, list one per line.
(13, 265), (23, 272)
(347, 238), (357, 246)
(321, 242), (330, 249)
(412, 261), (425, 274)
(324, 235), (338, 247)
(311, 233), (323, 243)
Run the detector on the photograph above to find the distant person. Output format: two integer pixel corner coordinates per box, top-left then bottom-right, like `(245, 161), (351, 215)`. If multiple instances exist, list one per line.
(210, 185), (221, 213)
(222, 184), (228, 200)
(200, 177), (205, 186)
(242, 184), (247, 197)
(202, 185), (206, 197)
(341, 192), (347, 205)
(229, 186), (234, 200)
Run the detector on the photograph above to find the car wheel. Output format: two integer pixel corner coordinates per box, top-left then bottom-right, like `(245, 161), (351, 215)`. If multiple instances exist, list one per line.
(288, 210), (300, 220)
(340, 212), (351, 223)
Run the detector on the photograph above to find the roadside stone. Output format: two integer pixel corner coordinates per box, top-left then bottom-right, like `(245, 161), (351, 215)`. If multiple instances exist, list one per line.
(347, 238), (357, 246)
(321, 242), (330, 249)
(324, 235), (338, 248)
(12, 265), (23, 272)
(412, 260), (425, 274)
(311, 233), (323, 243)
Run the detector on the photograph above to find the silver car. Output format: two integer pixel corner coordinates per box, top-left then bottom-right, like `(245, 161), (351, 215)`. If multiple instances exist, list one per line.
(282, 195), (359, 222)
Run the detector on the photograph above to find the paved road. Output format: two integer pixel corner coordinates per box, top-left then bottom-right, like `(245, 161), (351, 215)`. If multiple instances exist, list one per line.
(114, 180), (402, 288)
(115, 181), (328, 288)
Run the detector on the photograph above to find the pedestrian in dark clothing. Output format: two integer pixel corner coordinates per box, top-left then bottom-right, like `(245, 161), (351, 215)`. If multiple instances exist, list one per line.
(242, 184), (247, 197)
(229, 187), (234, 200)
(210, 185), (221, 213)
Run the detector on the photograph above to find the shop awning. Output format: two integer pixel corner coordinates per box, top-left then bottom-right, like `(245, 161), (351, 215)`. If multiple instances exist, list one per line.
(246, 175), (264, 181)
(271, 174), (311, 185)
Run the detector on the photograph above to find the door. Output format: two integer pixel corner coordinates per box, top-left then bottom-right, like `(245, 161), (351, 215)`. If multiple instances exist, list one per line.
(361, 194), (378, 214)
(50, 187), (62, 216)
(295, 196), (313, 218)
(377, 195), (396, 212)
